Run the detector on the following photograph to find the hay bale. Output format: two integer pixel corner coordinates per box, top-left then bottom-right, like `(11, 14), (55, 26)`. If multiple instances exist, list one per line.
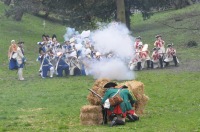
(87, 78), (111, 105)
(135, 94), (149, 114)
(80, 105), (103, 125)
(81, 105), (102, 113)
(121, 80), (149, 115)
(125, 80), (144, 95)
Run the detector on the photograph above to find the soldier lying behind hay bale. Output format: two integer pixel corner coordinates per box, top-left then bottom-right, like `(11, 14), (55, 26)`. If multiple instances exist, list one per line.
(81, 79), (149, 125)
(87, 79), (149, 115)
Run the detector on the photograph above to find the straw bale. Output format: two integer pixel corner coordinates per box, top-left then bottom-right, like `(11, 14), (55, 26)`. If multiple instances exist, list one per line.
(87, 95), (100, 105)
(142, 94), (149, 103)
(80, 105), (103, 125)
(80, 113), (103, 121)
(93, 78), (111, 88)
(134, 94), (149, 114)
(81, 105), (102, 113)
(87, 78), (110, 105)
(125, 80), (144, 95)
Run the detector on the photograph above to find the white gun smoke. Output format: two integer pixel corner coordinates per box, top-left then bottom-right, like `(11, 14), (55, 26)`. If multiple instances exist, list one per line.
(89, 22), (136, 80)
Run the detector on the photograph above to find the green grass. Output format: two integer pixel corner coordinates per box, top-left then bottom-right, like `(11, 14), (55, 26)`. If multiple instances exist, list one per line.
(0, 2), (200, 131)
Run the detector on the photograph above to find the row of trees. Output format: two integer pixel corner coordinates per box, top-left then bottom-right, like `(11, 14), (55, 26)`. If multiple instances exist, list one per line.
(2, 0), (199, 29)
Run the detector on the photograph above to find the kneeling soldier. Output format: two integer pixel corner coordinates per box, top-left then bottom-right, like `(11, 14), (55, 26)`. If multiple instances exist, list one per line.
(101, 82), (139, 127)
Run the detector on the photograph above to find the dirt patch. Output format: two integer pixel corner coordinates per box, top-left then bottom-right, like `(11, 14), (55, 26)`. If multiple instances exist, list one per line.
(161, 59), (200, 72)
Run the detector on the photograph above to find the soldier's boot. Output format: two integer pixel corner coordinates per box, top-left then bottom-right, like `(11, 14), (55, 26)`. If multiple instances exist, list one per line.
(132, 114), (139, 121)
(137, 62), (142, 70)
(18, 68), (24, 81)
(173, 56), (178, 66)
(127, 114), (135, 122)
(147, 60), (151, 69)
(159, 58), (163, 68)
(115, 119), (125, 125)
(49, 67), (54, 78)
(110, 117), (117, 127)
(127, 114), (139, 122)
(110, 117), (125, 127)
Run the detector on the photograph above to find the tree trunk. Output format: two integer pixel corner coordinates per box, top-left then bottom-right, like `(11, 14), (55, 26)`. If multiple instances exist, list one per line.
(13, 10), (24, 21)
(116, 0), (126, 25)
(124, 0), (131, 30)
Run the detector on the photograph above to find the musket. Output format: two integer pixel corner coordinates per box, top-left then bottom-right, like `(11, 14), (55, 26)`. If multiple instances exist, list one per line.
(88, 89), (103, 99)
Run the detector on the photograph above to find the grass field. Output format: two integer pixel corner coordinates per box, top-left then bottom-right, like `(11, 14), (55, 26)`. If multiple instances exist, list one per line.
(0, 2), (200, 132)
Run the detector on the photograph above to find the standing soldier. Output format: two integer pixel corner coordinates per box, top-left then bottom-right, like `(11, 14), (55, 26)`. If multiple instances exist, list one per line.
(164, 44), (179, 67)
(154, 35), (165, 68)
(16, 41), (26, 80)
(8, 40), (18, 70)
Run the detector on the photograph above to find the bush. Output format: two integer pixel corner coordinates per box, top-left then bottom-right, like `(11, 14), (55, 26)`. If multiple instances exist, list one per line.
(186, 40), (198, 47)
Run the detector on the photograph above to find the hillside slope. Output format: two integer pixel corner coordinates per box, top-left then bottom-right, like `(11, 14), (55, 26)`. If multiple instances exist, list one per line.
(131, 4), (200, 71)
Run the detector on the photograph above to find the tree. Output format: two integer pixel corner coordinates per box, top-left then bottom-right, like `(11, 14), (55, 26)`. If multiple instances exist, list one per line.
(5, 0), (43, 21)
(3, 0), (196, 29)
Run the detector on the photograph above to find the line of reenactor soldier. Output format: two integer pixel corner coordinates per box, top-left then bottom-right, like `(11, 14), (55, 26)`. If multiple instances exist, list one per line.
(129, 35), (179, 71)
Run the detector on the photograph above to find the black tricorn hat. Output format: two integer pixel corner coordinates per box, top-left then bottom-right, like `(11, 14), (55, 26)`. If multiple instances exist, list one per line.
(121, 85), (128, 88)
(103, 82), (117, 88)
(17, 41), (24, 44)
(167, 44), (172, 47)
(155, 34), (162, 38)
(153, 47), (157, 50)
(52, 34), (57, 39)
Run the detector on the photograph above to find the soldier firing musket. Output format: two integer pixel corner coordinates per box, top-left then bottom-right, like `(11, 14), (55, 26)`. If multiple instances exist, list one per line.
(54, 52), (69, 77)
(37, 50), (54, 78)
(134, 44), (151, 70)
(150, 47), (164, 69)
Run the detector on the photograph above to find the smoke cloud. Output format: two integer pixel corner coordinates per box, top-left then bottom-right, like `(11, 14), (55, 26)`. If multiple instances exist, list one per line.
(90, 59), (135, 80)
(88, 22), (136, 81)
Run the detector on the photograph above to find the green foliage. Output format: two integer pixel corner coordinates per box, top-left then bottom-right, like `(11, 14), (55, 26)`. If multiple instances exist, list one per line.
(0, 2), (200, 131)
(186, 40), (198, 47)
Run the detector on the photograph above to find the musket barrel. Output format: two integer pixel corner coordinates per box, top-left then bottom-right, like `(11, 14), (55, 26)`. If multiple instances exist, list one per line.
(88, 89), (103, 99)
